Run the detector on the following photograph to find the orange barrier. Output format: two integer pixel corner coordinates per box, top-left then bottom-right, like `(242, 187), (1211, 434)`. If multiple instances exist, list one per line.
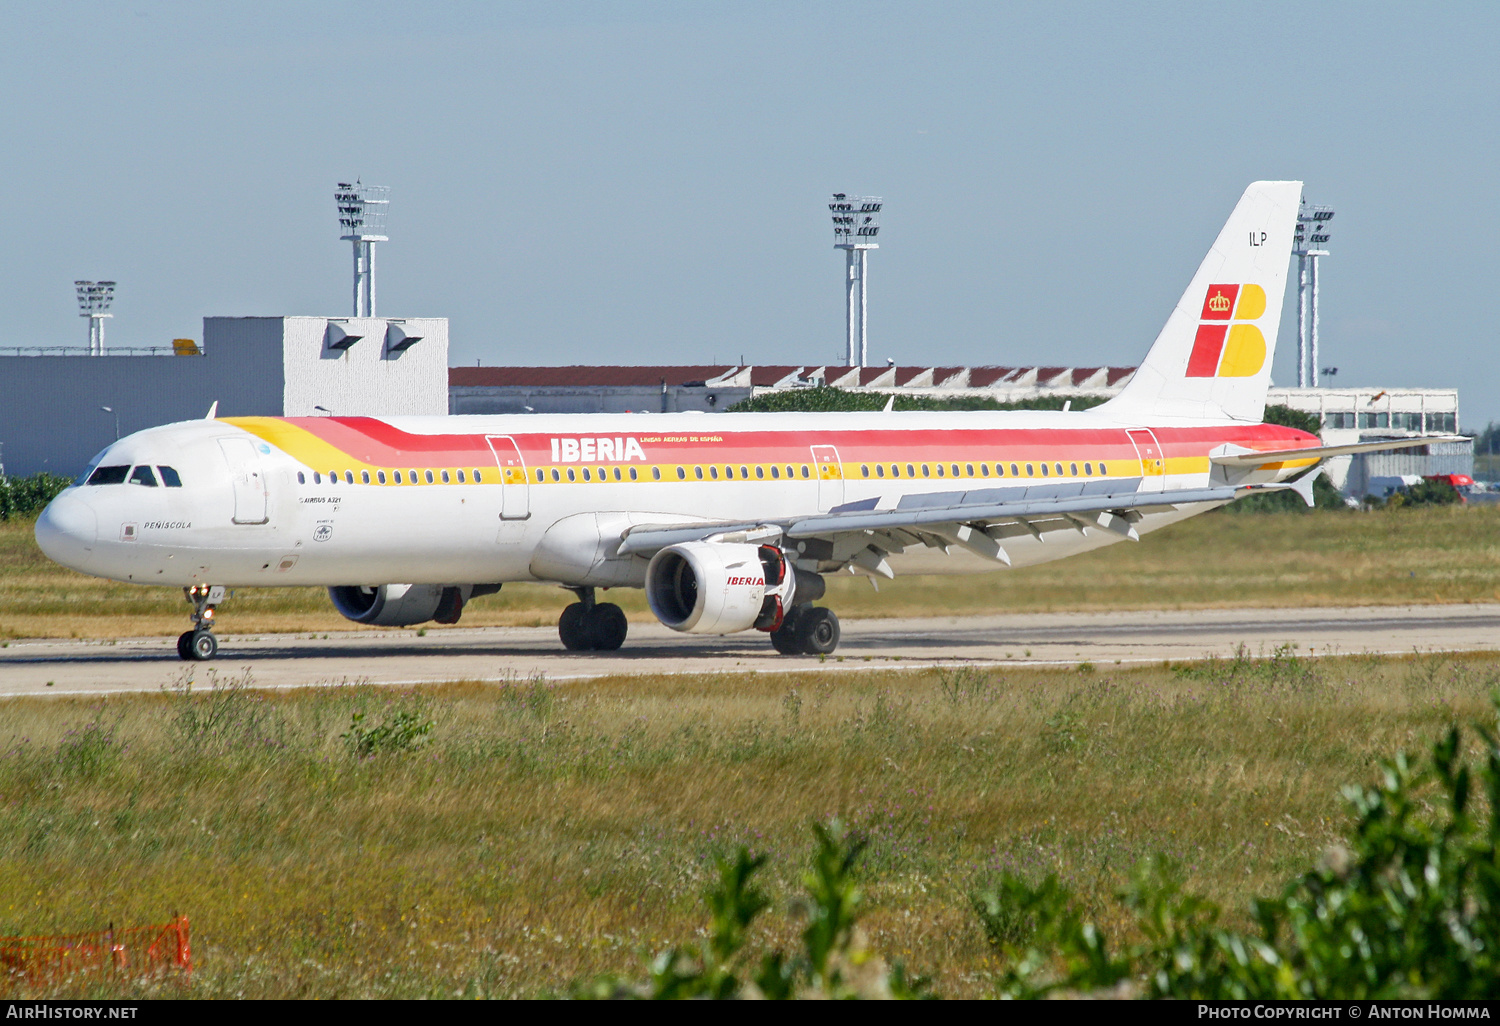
(0, 916), (190, 988)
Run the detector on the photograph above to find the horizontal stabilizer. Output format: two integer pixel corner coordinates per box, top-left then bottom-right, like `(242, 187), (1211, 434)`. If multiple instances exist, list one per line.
(1211, 435), (1467, 468)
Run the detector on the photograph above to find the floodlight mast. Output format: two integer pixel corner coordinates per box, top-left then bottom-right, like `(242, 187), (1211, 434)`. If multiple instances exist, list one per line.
(336, 181), (390, 317)
(74, 281), (116, 355)
(830, 194), (881, 367)
(1293, 202), (1333, 388)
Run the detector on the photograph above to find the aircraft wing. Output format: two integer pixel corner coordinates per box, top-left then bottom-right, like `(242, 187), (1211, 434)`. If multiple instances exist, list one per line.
(615, 482), (1241, 574)
(1210, 435), (1467, 467)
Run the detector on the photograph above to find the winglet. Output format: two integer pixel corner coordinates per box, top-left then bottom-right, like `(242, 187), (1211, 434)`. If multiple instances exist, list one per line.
(205, 401), (218, 420)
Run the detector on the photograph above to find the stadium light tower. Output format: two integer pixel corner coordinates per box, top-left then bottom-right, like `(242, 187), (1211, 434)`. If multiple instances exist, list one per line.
(830, 194), (881, 367)
(336, 181), (390, 317)
(1293, 201), (1334, 388)
(75, 281), (116, 355)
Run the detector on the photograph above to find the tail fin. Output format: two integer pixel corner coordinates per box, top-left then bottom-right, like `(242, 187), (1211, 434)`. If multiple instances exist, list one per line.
(1101, 181), (1302, 422)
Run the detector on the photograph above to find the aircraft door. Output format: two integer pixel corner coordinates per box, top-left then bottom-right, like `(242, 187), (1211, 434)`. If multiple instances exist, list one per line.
(811, 445), (843, 511)
(1125, 428), (1166, 494)
(218, 437), (269, 524)
(486, 435), (530, 520)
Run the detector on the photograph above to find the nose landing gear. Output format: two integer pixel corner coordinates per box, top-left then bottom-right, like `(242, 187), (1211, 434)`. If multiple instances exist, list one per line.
(177, 585), (225, 661)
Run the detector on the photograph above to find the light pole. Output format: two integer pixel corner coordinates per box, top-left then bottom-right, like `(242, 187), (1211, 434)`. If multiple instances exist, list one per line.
(1293, 203), (1334, 388)
(830, 194), (881, 367)
(336, 181), (390, 317)
(100, 405), (119, 440)
(75, 281), (116, 355)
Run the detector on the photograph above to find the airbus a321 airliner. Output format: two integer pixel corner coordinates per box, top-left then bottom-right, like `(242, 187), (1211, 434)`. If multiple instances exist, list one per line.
(35, 181), (1444, 660)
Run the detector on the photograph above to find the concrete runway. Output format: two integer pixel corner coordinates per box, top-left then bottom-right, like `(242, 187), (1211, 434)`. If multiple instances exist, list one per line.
(2, 604), (1499, 697)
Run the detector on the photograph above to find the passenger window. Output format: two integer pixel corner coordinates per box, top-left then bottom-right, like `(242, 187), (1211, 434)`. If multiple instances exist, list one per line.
(1040, 463), (1049, 477)
(629, 467), (638, 480)
(723, 466), (732, 480)
(771, 466), (780, 479)
(551, 469), (560, 481)
(965, 464), (973, 477)
(922, 464), (930, 477)
(341, 471), (351, 484)
(861, 465), (870, 478)
(695, 467), (704, 480)
(441, 470), (450, 484)
(362, 470), (371, 484)
(1084, 463), (1092, 476)
(1054, 463), (1062, 476)
(473, 470), (484, 483)
(315, 472), (324, 484)
(1069, 463), (1077, 476)
(979, 464), (989, 477)
(614, 468), (623, 481)
(740, 466), (748, 479)
(876, 464), (884, 478)
(755, 466), (764, 479)
(906, 464), (915, 477)
(568, 468), (576, 481)
(709, 466), (718, 479)
(676, 467), (686, 480)
(935, 464), (944, 477)
(652, 467), (661, 480)
(891, 465), (900, 478)
(583, 468), (591, 481)
(1099, 463), (1108, 475)
(458, 470), (466, 483)
(128, 465), (158, 487)
(378, 471), (387, 484)
(297, 471), (306, 485)
(801, 465), (810, 479)
(1012, 464), (1020, 477)
(85, 465), (129, 486)
(535, 469), (544, 482)
(953, 464), (961, 477)
(424, 470), (434, 484)
(1026, 464), (1034, 477)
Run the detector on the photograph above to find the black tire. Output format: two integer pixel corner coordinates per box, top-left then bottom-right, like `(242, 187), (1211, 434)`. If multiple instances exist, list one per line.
(770, 607), (802, 655)
(588, 603), (628, 651)
(559, 602), (593, 651)
(189, 630), (218, 661)
(176, 631), (194, 661)
(795, 607), (840, 655)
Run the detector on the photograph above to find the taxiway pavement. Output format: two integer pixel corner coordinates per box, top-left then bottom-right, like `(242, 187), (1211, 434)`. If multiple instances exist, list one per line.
(2, 604), (1498, 698)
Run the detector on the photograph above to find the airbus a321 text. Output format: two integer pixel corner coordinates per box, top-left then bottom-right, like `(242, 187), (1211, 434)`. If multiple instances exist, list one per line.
(35, 182), (1449, 661)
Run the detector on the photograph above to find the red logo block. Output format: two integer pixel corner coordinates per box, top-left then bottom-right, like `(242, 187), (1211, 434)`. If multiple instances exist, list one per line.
(1200, 284), (1239, 320)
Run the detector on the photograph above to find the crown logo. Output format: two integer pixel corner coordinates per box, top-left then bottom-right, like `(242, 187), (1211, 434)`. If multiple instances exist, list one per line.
(1207, 290), (1231, 313)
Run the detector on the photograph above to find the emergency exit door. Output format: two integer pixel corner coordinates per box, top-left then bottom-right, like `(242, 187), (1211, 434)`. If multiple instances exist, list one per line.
(486, 435), (530, 519)
(1125, 428), (1165, 493)
(811, 445), (843, 511)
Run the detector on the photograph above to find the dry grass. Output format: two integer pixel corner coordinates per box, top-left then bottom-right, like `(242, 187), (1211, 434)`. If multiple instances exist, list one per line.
(6, 504), (1500, 640)
(0, 651), (1496, 998)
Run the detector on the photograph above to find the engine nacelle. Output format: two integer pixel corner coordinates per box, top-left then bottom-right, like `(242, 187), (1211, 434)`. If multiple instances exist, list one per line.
(646, 542), (801, 635)
(328, 583), (500, 626)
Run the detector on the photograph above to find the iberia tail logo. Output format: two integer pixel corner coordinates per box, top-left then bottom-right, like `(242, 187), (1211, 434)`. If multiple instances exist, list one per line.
(1185, 283), (1267, 377)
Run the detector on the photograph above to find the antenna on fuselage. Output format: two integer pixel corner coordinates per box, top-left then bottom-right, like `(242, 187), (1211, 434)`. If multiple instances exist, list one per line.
(205, 401), (218, 420)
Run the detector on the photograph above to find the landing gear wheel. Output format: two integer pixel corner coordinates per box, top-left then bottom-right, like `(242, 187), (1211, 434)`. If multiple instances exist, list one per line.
(188, 630), (218, 661)
(177, 631), (194, 660)
(559, 602), (592, 651)
(588, 603), (628, 651)
(795, 607), (840, 655)
(770, 607), (802, 655)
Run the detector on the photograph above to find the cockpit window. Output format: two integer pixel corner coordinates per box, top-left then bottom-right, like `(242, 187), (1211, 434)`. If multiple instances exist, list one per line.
(85, 465), (130, 486)
(128, 466), (159, 487)
(157, 466), (182, 488)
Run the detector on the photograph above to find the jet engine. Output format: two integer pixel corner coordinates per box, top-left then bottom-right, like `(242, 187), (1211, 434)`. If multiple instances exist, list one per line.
(328, 583), (500, 627)
(646, 542), (815, 635)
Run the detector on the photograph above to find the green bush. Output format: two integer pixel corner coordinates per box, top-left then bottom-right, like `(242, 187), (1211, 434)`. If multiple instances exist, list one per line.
(976, 695), (1500, 999)
(340, 708), (433, 758)
(576, 821), (931, 1000)
(727, 386), (1105, 414)
(0, 473), (73, 520)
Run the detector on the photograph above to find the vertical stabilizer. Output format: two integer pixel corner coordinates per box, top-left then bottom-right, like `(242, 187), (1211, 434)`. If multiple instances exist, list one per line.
(1101, 181), (1302, 422)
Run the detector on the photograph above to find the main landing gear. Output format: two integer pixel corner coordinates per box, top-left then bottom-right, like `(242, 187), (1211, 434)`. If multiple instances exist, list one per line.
(177, 584), (224, 661)
(558, 587), (628, 652)
(769, 604), (841, 656)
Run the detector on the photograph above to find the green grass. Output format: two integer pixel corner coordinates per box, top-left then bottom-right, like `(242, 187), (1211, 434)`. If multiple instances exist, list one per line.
(6, 503), (1500, 640)
(1, 651), (1496, 997)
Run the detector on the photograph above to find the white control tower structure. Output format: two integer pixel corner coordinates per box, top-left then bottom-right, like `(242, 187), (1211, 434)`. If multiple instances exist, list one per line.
(1293, 202), (1334, 387)
(336, 181), (390, 317)
(830, 194), (881, 367)
(75, 280), (116, 355)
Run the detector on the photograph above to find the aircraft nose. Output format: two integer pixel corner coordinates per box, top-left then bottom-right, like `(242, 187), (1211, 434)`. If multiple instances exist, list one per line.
(34, 491), (98, 571)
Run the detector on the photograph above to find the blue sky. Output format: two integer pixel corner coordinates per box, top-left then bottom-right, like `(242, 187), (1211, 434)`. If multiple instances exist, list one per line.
(2, 2), (1495, 423)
